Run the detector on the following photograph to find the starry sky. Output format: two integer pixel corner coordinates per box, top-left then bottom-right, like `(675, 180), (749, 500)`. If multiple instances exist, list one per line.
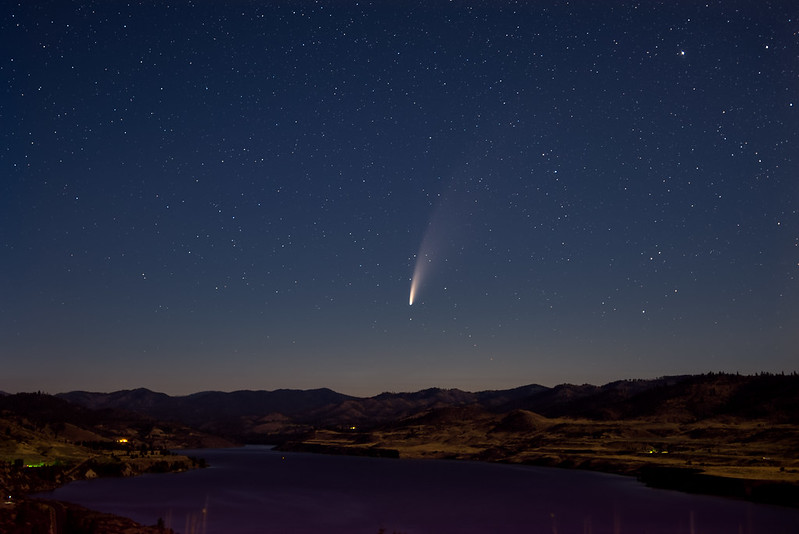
(2, 1), (798, 396)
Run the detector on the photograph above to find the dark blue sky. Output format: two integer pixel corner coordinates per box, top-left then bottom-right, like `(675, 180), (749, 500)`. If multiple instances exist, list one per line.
(2, 1), (798, 396)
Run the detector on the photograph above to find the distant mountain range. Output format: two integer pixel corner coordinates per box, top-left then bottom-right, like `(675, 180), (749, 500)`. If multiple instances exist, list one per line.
(58, 387), (350, 425)
(55, 373), (799, 441)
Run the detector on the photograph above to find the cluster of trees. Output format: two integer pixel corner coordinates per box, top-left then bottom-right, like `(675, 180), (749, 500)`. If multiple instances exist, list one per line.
(700, 371), (798, 377)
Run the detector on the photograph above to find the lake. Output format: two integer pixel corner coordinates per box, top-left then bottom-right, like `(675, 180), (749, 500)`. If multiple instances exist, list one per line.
(36, 446), (799, 533)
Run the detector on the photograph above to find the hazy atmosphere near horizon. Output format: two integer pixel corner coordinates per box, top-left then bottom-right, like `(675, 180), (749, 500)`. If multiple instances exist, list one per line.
(2, 1), (798, 396)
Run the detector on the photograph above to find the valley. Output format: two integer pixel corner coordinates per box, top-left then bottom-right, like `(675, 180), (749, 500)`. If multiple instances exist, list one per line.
(2, 373), (799, 532)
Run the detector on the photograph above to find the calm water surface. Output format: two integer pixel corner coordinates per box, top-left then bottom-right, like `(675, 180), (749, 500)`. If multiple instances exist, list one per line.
(37, 446), (799, 533)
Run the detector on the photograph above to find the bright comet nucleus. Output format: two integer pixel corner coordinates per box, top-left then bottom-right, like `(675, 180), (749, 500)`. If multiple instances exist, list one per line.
(409, 275), (418, 305)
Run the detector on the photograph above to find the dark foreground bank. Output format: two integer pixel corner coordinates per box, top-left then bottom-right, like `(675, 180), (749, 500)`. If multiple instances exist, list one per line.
(0, 497), (173, 534)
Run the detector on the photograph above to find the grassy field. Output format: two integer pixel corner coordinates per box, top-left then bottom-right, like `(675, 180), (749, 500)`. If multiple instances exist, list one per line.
(293, 413), (799, 491)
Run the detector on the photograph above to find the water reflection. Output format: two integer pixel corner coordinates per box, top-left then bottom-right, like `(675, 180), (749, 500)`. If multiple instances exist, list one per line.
(38, 446), (799, 534)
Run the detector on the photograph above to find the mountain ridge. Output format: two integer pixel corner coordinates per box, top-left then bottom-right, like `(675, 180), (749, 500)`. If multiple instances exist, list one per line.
(54, 373), (799, 441)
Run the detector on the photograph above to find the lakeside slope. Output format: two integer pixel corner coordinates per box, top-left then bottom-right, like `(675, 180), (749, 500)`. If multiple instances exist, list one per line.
(0, 392), (234, 533)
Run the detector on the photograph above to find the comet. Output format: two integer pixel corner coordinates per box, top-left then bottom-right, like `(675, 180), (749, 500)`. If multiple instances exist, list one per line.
(409, 226), (435, 306)
(408, 253), (427, 305)
(408, 184), (466, 306)
(408, 229), (433, 306)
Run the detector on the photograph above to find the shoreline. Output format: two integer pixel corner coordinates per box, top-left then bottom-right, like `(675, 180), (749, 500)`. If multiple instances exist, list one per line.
(1, 453), (200, 533)
(277, 437), (799, 509)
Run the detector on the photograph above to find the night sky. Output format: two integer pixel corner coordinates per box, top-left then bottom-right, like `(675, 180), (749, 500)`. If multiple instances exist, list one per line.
(3, 1), (798, 396)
